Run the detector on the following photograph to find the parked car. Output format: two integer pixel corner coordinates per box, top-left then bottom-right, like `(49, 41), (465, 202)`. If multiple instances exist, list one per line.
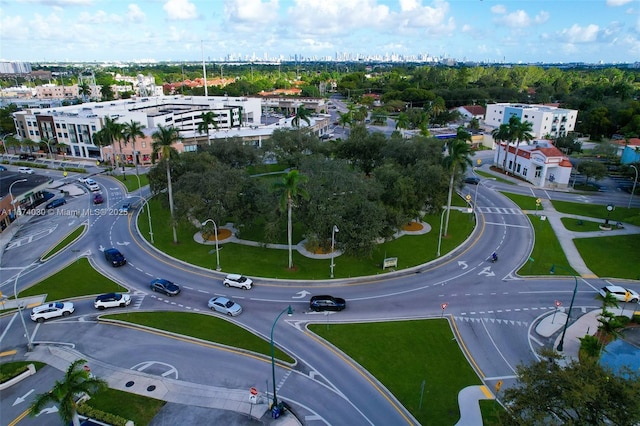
(94, 293), (131, 310)
(599, 285), (640, 303)
(45, 198), (66, 209)
(104, 248), (126, 267)
(93, 194), (104, 204)
(150, 278), (181, 296)
(223, 274), (253, 290)
(309, 295), (346, 312)
(207, 296), (242, 316)
(18, 167), (34, 174)
(30, 302), (75, 323)
(464, 176), (480, 185)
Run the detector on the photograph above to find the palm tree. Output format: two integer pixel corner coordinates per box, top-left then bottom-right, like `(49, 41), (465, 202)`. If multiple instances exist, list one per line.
(30, 358), (107, 426)
(273, 169), (309, 269)
(491, 123), (510, 172)
(197, 111), (218, 146)
(443, 127), (474, 236)
(122, 120), (146, 181)
(78, 82), (91, 102)
(152, 125), (182, 244)
(292, 106), (312, 128)
(337, 111), (352, 130)
(395, 112), (410, 138)
(100, 116), (124, 169)
(508, 116), (535, 176)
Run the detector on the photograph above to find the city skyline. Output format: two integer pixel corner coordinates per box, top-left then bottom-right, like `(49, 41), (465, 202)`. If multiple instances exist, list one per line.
(1, 0), (639, 64)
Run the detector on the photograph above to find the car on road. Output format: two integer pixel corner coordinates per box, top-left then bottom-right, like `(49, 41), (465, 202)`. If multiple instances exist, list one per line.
(18, 167), (34, 174)
(310, 295), (346, 312)
(207, 296), (242, 316)
(45, 198), (66, 209)
(464, 176), (480, 185)
(0, 165), (6, 171)
(30, 302), (75, 323)
(78, 176), (89, 183)
(150, 278), (181, 296)
(119, 203), (131, 214)
(599, 285), (640, 303)
(86, 179), (100, 191)
(93, 194), (104, 204)
(104, 248), (126, 267)
(223, 274), (253, 290)
(94, 293), (131, 310)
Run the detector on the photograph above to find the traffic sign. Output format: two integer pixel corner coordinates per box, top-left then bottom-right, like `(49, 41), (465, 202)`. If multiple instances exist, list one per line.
(441, 303), (448, 310)
(495, 380), (503, 392)
(554, 300), (562, 308)
(250, 387), (258, 395)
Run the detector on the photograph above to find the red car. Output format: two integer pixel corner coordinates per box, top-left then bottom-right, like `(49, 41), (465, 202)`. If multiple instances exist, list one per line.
(93, 194), (104, 204)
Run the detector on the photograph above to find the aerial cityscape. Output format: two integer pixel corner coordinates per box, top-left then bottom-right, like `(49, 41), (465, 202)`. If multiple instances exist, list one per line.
(1, 1), (640, 426)
(1, 0), (639, 64)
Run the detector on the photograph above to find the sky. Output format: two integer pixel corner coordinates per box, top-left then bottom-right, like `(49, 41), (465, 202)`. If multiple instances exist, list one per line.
(1, 0), (639, 64)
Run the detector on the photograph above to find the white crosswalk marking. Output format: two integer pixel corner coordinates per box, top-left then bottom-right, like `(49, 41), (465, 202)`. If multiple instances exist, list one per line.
(478, 207), (523, 215)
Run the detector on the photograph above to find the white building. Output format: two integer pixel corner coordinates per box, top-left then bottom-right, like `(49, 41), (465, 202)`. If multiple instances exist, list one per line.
(485, 103), (578, 139)
(493, 139), (573, 188)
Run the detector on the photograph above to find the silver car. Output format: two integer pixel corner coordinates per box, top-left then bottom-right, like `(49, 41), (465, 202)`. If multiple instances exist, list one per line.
(207, 296), (242, 316)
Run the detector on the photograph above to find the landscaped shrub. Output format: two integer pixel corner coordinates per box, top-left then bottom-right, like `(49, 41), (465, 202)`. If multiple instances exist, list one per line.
(77, 403), (130, 426)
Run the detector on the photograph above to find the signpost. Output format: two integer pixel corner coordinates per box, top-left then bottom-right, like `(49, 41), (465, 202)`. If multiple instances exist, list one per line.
(441, 302), (448, 317)
(552, 300), (562, 324)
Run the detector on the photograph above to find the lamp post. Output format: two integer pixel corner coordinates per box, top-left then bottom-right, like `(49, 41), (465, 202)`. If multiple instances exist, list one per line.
(550, 264), (579, 352)
(330, 225), (339, 278)
(201, 219), (220, 271)
(42, 138), (53, 159)
(9, 178), (28, 215)
(604, 204), (614, 227)
(1, 132), (13, 155)
(628, 165), (638, 209)
(437, 207), (448, 257)
(270, 305), (293, 409)
(473, 177), (496, 212)
(14, 267), (34, 351)
(535, 198), (542, 216)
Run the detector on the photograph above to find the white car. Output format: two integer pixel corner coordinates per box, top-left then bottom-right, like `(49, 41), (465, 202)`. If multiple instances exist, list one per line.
(19, 167), (34, 174)
(208, 296), (242, 316)
(85, 179), (100, 191)
(30, 302), (75, 323)
(223, 274), (253, 290)
(94, 293), (131, 310)
(599, 285), (640, 303)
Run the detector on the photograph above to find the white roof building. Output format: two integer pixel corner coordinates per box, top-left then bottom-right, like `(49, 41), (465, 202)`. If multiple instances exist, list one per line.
(485, 103), (578, 139)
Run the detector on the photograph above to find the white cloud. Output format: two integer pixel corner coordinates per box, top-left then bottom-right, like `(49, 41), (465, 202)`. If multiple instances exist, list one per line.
(127, 4), (146, 23)
(224, 0), (279, 24)
(606, 0), (633, 6)
(494, 9), (531, 28)
(490, 4), (507, 15)
(287, 0), (390, 34)
(15, 0), (93, 5)
(78, 10), (123, 25)
(163, 0), (198, 20)
(396, 0), (454, 34)
(558, 24), (599, 43)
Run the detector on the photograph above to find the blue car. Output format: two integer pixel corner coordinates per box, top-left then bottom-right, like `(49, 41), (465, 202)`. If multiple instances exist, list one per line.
(45, 198), (66, 209)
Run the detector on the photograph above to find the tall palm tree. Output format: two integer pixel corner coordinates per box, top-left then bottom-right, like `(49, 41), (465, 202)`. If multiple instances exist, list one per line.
(152, 125), (182, 244)
(443, 127), (474, 237)
(197, 111), (218, 146)
(292, 106), (311, 128)
(395, 112), (410, 137)
(337, 111), (352, 130)
(508, 116), (534, 176)
(78, 82), (91, 102)
(122, 120), (146, 181)
(101, 116), (124, 170)
(273, 169), (309, 269)
(491, 123), (510, 172)
(30, 358), (107, 426)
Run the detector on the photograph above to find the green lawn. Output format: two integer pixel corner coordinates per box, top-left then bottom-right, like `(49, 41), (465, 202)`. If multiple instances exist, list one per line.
(111, 173), (149, 193)
(310, 319), (486, 426)
(138, 197), (474, 279)
(82, 388), (165, 426)
(18, 258), (128, 301)
(103, 311), (294, 363)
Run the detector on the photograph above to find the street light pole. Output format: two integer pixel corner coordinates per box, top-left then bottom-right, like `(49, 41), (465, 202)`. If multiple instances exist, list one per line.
(473, 177), (496, 213)
(9, 178), (28, 216)
(270, 305), (293, 410)
(1, 132), (13, 155)
(628, 165), (638, 209)
(550, 264), (579, 352)
(330, 225), (339, 278)
(201, 219), (220, 271)
(14, 267), (34, 351)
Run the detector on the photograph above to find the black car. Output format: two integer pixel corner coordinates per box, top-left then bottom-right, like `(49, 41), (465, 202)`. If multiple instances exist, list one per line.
(464, 176), (480, 185)
(45, 198), (66, 209)
(310, 295), (346, 312)
(104, 248), (126, 267)
(150, 278), (181, 296)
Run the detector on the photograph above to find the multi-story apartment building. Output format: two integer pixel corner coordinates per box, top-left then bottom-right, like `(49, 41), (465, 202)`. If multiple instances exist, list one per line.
(11, 95), (267, 162)
(484, 103), (578, 139)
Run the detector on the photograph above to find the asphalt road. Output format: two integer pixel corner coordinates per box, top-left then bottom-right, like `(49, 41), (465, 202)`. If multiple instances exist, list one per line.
(1, 163), (637, 425)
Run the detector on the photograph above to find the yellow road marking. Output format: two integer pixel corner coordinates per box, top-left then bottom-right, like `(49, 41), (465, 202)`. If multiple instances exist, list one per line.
(8, 408), (31, 426)
(450, 315), (485, 378)
(0, 349), (18, 357)
(480, 385), (494, 399)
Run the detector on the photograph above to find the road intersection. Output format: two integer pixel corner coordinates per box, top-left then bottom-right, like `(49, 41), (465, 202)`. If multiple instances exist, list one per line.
(1, 163), (639, 425)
